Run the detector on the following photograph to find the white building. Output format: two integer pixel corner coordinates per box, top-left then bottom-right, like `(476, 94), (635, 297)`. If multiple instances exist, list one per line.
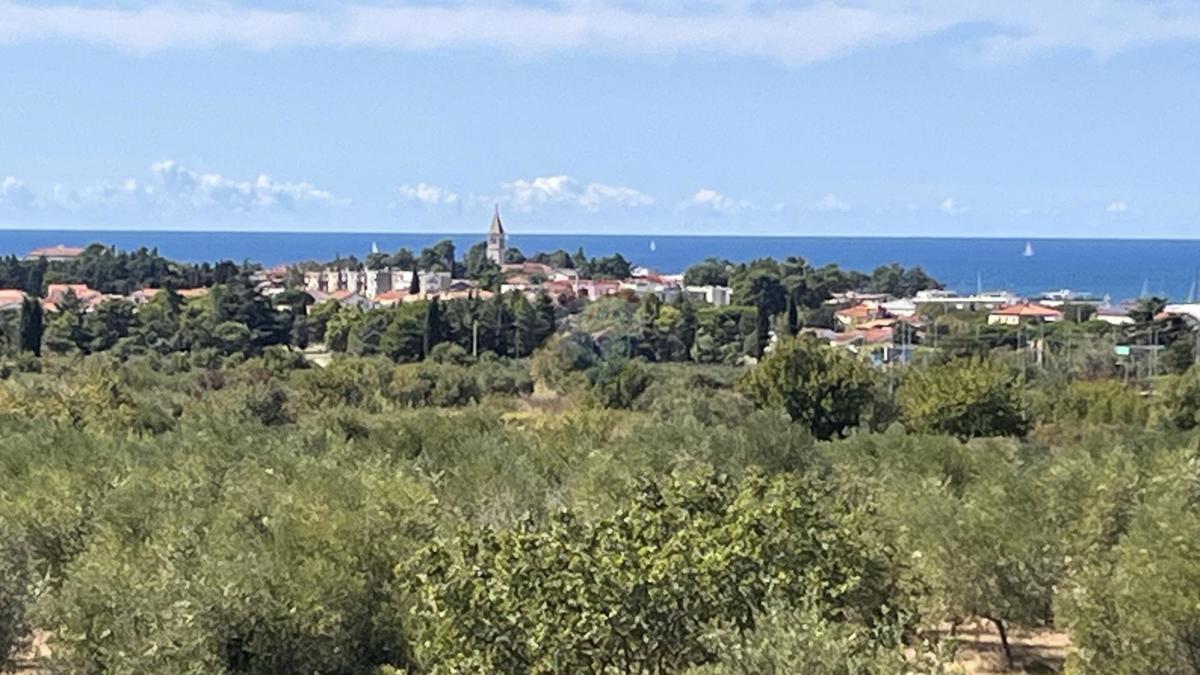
(685, 284), (732, 307)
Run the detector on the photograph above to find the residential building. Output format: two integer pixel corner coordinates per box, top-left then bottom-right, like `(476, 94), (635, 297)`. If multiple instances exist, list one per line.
(25, 245), (85, 262)
(987, 302), (1064, 325)
(914, 289), (1018, 311)
(683, 284), (731, 307)
(0, 289), (25, 312)
(1093, 304), (1135, 326)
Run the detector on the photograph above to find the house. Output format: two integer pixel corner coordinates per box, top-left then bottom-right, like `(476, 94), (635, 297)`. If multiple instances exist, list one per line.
(914, 289), (1018, 311)
(987, 302), (1064, 325)
(827, 291), (891, 306)
(502, 261), (556, 279)
(576, 279), (623, 299)
(25, 245), (85, 262)
(45, 283), (101, 308)
(373, 289), (409, 307)
(0, 289), (25, 312)
(834, 302), (883, 328)
(1093, 304), (1134, 326)
(881, 298), (918, 318)
(128, 288), (162, 305)
(328, 290), (372, 309)
(683, 284), (731, 307)
(176, 288), (210, 300)
(1160, 303), (1200, 325)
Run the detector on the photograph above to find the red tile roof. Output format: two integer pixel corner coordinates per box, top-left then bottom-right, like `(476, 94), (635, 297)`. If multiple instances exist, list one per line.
(26, 245), (85, 259)
(991, 302), (1063, 318)
(835, 302), (877, 319)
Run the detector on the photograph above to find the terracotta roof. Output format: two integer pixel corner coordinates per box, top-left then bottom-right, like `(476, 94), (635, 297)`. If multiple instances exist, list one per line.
(26, 245), (85, 259)
(834, 326), (894, 345)
(46, 283), (100, 301)
(991, 302), (1063, 318)
(375, 289), (409, 302)
(176, 288), (210, 299)
(835, 302), (877, 319)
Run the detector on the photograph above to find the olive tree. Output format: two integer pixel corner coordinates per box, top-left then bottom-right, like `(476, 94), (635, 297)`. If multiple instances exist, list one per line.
(737, 336), (878, 440)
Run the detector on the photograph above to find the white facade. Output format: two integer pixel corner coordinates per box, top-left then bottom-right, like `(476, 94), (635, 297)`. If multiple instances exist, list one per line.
(685, 284), (732, 307)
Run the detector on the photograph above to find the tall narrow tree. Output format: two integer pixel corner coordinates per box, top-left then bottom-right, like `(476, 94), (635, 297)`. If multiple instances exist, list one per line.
(409, 264), (421, 295)
(18, 295), (43, 357)
(786, 294), (799, 336)
(424, 297), (442, 357)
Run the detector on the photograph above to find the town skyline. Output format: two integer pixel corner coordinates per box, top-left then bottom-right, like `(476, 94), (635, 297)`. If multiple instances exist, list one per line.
(2, 1), (1200, 237)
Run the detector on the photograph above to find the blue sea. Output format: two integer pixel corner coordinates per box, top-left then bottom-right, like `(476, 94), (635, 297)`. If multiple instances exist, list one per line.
(1, 229), (1198, 302)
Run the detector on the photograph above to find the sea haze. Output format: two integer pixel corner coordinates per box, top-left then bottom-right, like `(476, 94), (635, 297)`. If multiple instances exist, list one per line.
(1, 230), (1197, 302)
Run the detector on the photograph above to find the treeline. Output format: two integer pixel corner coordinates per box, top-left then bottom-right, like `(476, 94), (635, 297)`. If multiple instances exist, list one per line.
(300, 238), (635, 285)
(0, 243), (242, 295)
(1, 343), (1200, 673)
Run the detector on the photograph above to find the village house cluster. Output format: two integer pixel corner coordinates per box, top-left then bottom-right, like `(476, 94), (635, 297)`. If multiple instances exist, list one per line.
(292, 209), (734, 311)
(6, 224), (1200, 369)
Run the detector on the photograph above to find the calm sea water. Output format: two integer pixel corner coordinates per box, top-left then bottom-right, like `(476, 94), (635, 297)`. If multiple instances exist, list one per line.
(1, 229), (1198, 301)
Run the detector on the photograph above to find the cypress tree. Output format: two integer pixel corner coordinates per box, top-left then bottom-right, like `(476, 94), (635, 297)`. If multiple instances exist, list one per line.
(409, 265), (421, 295)
(423, 297), (441, 357)
(754, 303), (771, 358)
(18, 295), (43, 357)
(786, 294), (799, 336)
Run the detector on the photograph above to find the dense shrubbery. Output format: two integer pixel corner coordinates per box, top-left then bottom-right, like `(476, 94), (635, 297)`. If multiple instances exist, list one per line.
(2, 335), (1200, 673)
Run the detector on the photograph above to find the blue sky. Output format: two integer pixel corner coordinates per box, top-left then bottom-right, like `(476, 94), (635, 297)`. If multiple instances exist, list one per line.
(1, 1), (1199, 237)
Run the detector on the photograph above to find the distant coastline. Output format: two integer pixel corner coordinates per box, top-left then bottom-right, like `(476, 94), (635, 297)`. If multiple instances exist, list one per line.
(3, 228), (1200, 300)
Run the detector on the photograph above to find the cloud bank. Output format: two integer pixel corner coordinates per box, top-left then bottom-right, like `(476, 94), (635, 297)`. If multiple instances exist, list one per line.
(2, 1), (1200, 65)
(0, 161), (342, 217)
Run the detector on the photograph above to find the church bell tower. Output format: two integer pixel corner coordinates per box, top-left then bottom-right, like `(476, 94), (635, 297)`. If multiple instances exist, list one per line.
(486, 204), (506, 265)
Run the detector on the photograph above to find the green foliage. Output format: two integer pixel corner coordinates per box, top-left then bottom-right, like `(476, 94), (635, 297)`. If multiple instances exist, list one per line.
(738, 336), (878, 440)
(1159, 366), (1200, 430)
(18, 295), (42, 356)
(898, 357), (1031, 439)
(402, 469), (899, 675)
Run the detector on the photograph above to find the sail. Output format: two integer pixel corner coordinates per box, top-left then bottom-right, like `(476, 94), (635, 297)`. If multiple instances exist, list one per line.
(1023, 241), (1034, 257)
(649, 240), (657, 252)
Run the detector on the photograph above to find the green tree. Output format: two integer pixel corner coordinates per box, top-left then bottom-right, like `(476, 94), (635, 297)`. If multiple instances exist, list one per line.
(17, 295), (42, 356)
(738, 336), (878, 440)
(898, 358), (1031, 439)
(423, 297), (442, 357)
(401, 470), (897, 675)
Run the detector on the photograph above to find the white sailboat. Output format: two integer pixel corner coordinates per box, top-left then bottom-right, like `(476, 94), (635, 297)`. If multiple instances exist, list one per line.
(649, 240), (657, 252)
(1023, 241), (1034, 257)
(371, 241), (380, 254)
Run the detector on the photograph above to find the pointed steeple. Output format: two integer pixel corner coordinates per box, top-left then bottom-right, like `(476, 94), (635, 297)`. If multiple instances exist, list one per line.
(489, 204), (504, 235)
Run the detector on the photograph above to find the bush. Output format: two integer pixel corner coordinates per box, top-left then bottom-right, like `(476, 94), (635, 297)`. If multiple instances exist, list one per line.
(898, 357), (1030, 439)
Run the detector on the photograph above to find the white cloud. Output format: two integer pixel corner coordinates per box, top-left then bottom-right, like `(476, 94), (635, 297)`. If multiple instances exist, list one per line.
(0, 176), (35, 209)
(813, 193), (852, 212)
(150, 159), (341, 211)
(939, 197), (966, 215)
(0, 162), (341, 218)
(688, 188), (750, 214)
(1, 1), (1199, 65)
(1107, 200), (1129, 213)
(498, 175), (652, 212)
(393, 182), (460, 208)
(51, 177), (152, 210)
